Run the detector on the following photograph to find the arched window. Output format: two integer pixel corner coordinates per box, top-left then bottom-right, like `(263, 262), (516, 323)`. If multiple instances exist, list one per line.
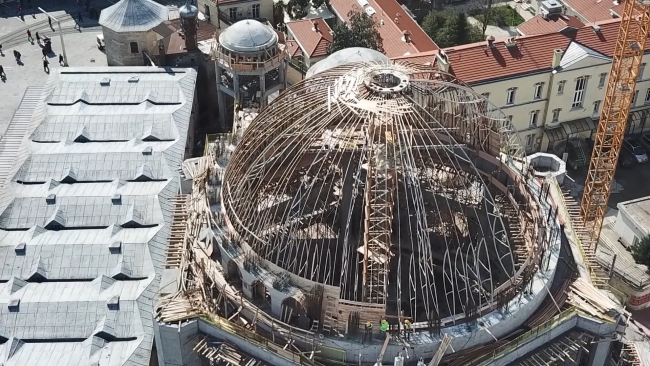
(130, 42), (139, 54)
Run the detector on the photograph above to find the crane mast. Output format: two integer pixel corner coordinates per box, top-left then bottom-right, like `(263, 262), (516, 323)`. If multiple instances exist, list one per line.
(580, 0), (650, 247)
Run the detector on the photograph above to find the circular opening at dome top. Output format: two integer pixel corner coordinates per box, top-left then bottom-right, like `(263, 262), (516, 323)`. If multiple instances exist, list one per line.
(364, 69), (409, 94)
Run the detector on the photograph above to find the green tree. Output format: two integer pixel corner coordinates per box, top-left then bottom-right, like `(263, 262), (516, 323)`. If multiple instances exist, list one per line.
(327, 9), (383, 54)
(422, 9), (478, 48)
(630, 235), (650, 271)
(312, 0), (328, 8)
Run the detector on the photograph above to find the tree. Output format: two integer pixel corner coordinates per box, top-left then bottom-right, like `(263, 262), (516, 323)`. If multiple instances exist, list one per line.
(470, 0), (494, 38)
(312, 0), (328, 9)
(327, 9), (383, 54)
(422, 9), (481, 48)
(630, 235), (650, 271)
(287, 0), (310, 18)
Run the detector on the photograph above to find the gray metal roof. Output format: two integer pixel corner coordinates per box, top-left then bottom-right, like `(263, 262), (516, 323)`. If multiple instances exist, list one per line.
(99, 0), (168, 33)
(219, 20), (278, 53)
(0, 67), (197, 366)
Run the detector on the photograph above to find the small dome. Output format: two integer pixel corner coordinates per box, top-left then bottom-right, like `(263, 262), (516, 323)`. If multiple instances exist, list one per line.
(179, 2), (198, 18)
(306, 47), (389, 78)
(219, 20), (278, 53)
(99, 0), (168, 33)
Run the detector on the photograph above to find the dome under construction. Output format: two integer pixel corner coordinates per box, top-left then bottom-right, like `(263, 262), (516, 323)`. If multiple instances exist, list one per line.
(221, 61), (543, 326)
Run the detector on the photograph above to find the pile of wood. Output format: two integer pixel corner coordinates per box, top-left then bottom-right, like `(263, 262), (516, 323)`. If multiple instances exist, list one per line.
(194, 336), (268, 366)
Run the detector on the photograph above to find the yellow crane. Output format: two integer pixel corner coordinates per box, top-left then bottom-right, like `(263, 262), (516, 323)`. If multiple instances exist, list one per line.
(580, 0), (650, 248)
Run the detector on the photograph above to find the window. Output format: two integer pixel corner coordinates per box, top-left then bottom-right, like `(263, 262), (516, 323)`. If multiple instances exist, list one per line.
(525, 134), (535, 148)
(557, 80), (566, 95)
(572, 77), (587, 108)
(252, 3), (260, 18)
(633, 90), (639, 106)
(645, 88), (650, 104)
(639, 63), (646, 81)
(533, 83), (544, 100)
(506, 88), (516, 105)
(130, 42), (138, 54)
(529, 110), (539, 127)
(552, 108), (561, 122)
(598, 73), (607, 88)
(593, 100), (601, 115)
(229, 7), (237, 20)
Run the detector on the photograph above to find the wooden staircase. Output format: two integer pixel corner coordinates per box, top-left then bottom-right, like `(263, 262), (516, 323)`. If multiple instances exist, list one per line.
(166, 194), (189, 269)
(561, 189), (609, 287)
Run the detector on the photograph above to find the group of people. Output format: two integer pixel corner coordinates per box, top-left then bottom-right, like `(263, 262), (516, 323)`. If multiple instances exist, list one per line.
(362, 317), (413, 344)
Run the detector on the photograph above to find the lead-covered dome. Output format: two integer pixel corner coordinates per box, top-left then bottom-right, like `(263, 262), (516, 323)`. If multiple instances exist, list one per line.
(222, 62), (527, 322)
(99, 0), (168, 33)
(306, 47), (390, 78)
(179, 1), (198, 18)
(219, 20), (278, 53)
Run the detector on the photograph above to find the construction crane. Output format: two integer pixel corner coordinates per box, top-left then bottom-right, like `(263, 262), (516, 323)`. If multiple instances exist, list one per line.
(580, 0), (650, 249)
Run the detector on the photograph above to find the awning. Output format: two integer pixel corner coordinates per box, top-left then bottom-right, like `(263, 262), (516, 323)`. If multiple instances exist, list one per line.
(544, 118), (596, 144)
(627, 109), (650, 135)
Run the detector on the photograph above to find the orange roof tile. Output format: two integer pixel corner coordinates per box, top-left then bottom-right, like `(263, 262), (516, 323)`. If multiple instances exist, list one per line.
(394, 18), (642, 85)
(286, 18), (332, 58)
(517, 14), (584, 36)
(328, 0), (437, 58)
(286, 39), (303, 57)
(562, 0), (619, 22)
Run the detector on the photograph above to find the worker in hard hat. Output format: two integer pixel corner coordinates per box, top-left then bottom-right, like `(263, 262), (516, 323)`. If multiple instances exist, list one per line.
(363, 321), (373, 344)
(380, 318), (389, 339)
(403, 319), (412, 340)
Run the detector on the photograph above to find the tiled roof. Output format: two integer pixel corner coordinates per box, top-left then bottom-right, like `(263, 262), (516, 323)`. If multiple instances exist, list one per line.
(562, 0), (619, 22)
(0, 67), (197, 366)
(328, 0), (438, 58)
(517, 14), (584, 36)
(395, 18), (636, 85)
(286, 39), (303, 57)
(286, 18), (332, 58)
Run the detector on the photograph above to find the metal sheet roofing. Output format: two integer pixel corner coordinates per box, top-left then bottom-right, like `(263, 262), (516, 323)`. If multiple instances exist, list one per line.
(99, 0), (168, 33)
(0, 67), (197, 366)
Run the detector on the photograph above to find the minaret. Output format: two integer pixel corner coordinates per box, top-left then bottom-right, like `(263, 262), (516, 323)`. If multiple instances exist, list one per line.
(179, 0), (199, 52)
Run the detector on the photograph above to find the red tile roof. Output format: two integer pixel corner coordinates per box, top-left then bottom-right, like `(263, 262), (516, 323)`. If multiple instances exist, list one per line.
(286, 39), (303, 57)
(517, 14), (584, 36)
(394, 18), (639, 85)
(286, 18), (332, 58)
(562, 0), (619, 22)
(328, 0), (438, 58)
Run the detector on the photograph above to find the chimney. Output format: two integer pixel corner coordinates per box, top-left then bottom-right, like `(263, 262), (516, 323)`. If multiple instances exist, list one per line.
(552, 49), (564, 68)
(394, 17), (399, 24)
(312, 19), (319, 32)
(437, 51), (450, 72)
(486, 35), (495, 48)
(402, 30), (412, 43)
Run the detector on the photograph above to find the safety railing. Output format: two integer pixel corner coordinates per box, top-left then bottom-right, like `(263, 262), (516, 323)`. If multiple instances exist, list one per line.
(473, 307), (617, 366)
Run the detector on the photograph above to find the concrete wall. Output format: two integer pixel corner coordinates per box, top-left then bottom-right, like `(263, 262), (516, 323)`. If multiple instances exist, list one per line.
(614, 206), (648, 247)
(153, 320), (202, 366)
(102, 27), (158, 66)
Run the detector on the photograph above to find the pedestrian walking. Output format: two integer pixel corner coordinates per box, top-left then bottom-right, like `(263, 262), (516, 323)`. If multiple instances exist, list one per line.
(43, 58), (49, 73)
(58, 54), (64, 66)
(13, 50), (20, 62)
(35, 32), (40, 44)
(363, 321), (373, 344)
(48, 16), (52, 29)
(0, 44), (4, 57)
(27, 29), (32, 42)
(20, 13), (24, 22)
(0, 65), (6, 80)
(78, 11), (83, 23)
(403, 319), (412, 341)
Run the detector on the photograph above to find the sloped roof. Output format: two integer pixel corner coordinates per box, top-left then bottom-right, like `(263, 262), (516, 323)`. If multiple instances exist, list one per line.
(0, 67), (196, 366)
(286, 39), (303, 57)
(99, 0), (168, 33)
(394, 18), (639, 85)
(286, 18), (332, 58)
(328, 0), (437, 57)
(562, 0), (619, 22)
(517, 14), (584, 36)
(559, 40), (610, 69)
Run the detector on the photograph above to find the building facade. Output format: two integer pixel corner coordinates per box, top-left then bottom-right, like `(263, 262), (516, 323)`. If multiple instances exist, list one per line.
(397, 19), (650, 156)
(198, 0), (273, 29)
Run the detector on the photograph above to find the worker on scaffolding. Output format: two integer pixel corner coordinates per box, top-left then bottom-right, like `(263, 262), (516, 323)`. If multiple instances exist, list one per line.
(363, 321), (373, 344)
(380, 318), (389, 339)
(403, 319), (412, 341)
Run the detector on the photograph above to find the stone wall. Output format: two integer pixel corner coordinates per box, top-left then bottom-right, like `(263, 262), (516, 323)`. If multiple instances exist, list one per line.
(102, 27), (159, 66)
